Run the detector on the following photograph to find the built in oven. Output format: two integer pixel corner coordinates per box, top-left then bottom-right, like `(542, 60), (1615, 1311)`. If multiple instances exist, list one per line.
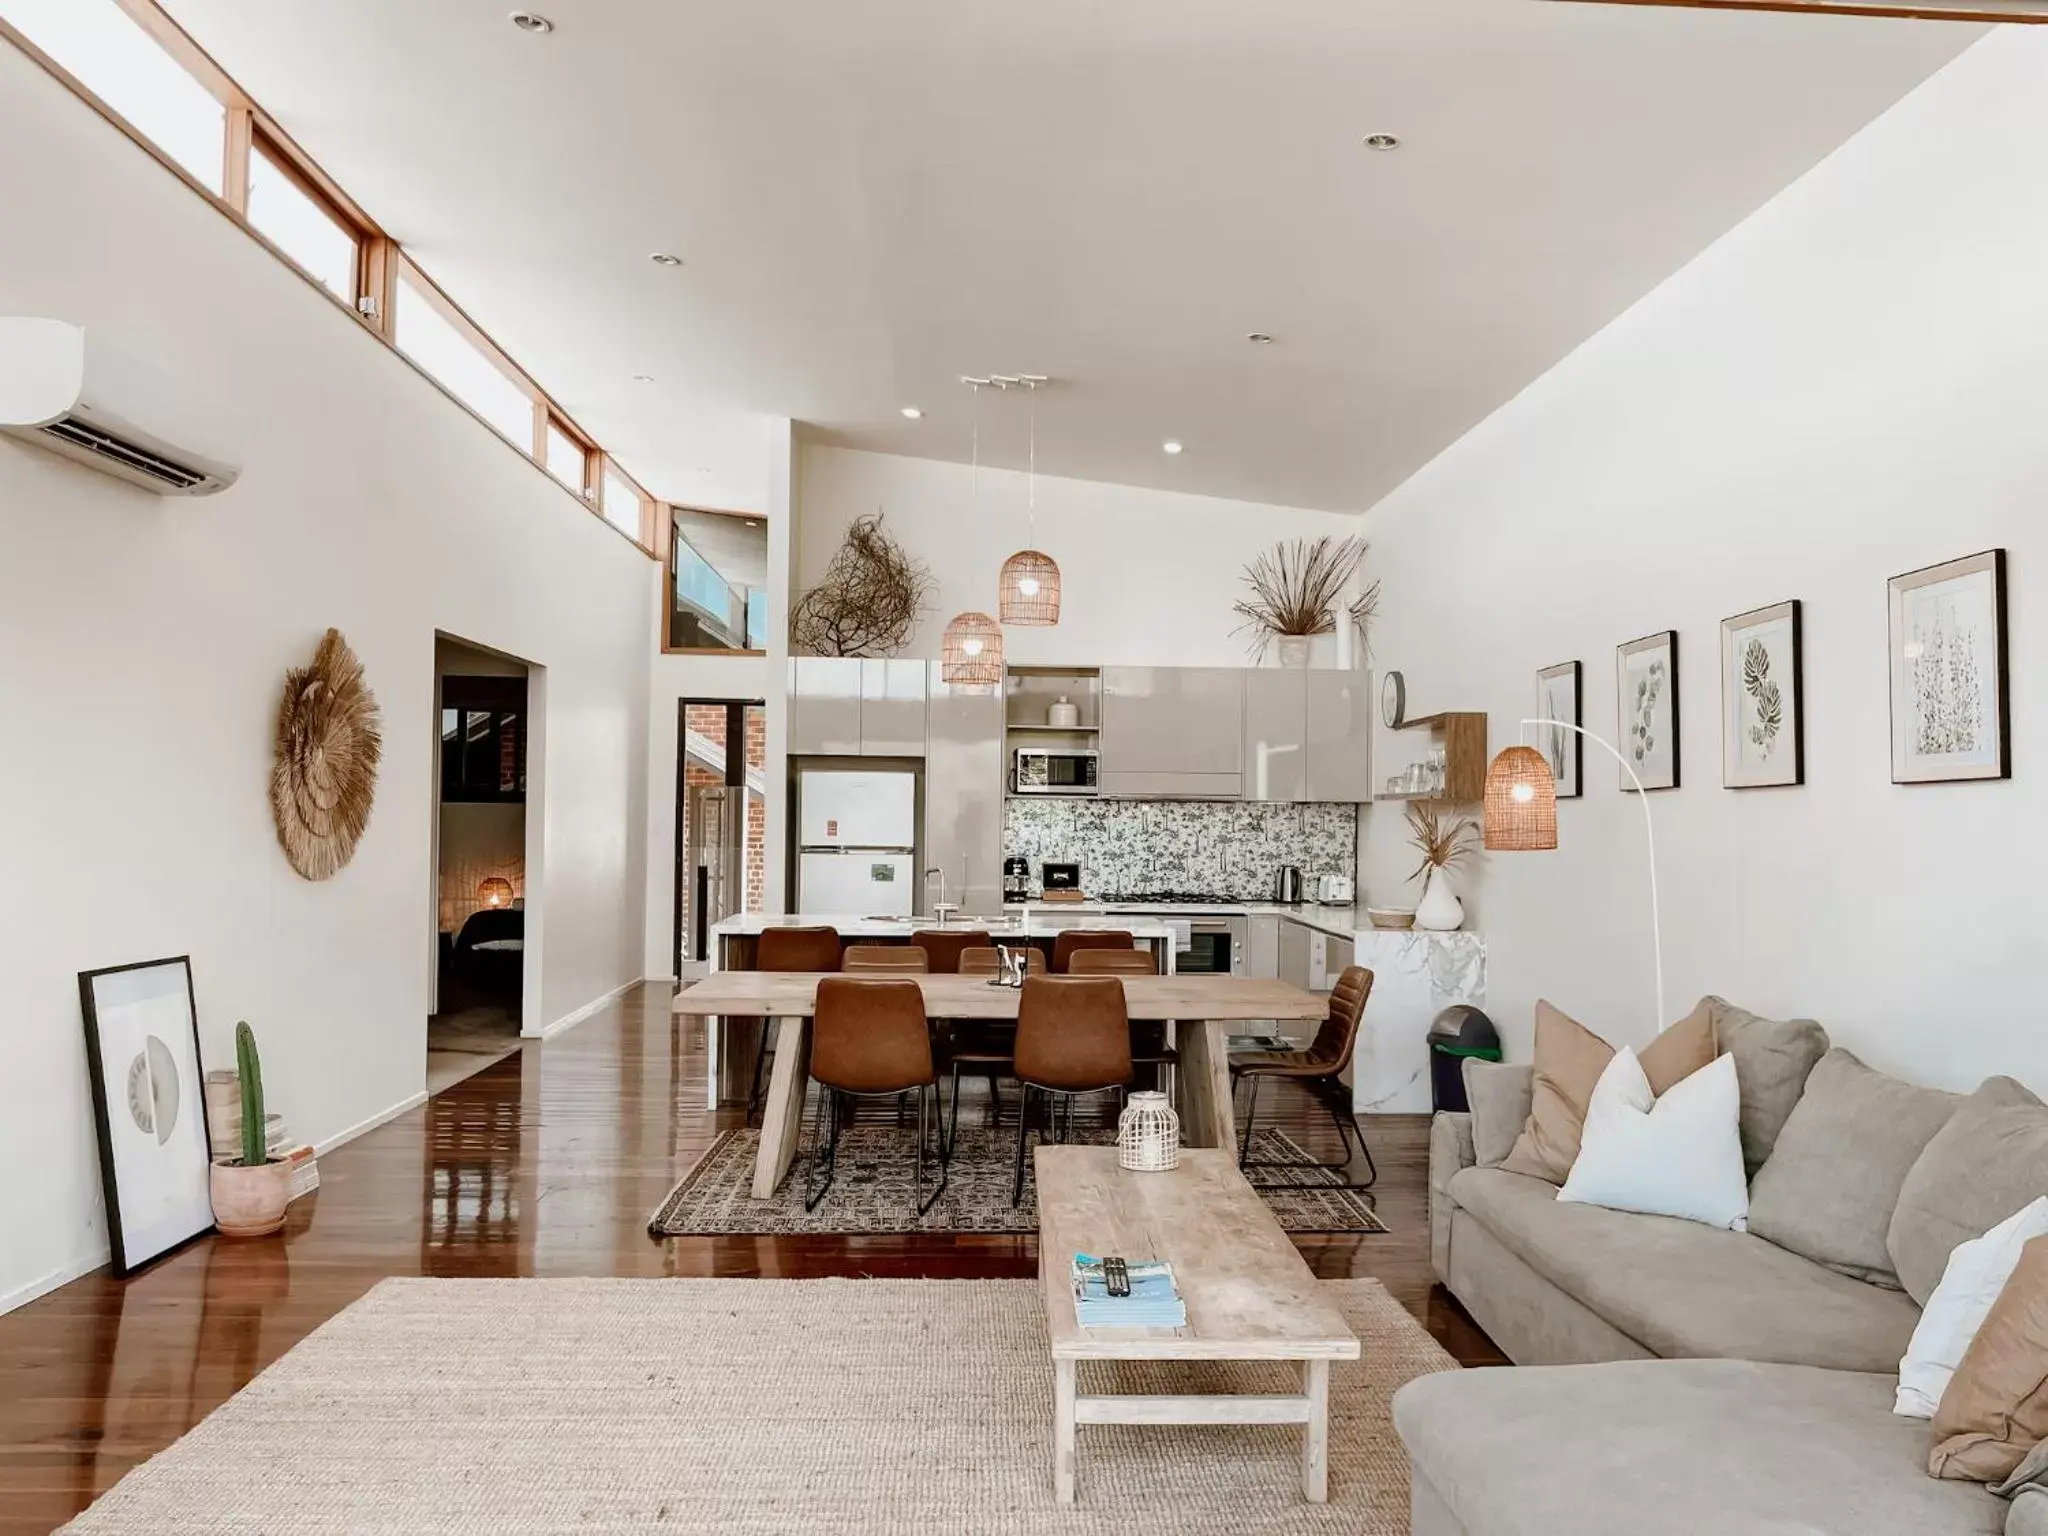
(1013, 747), (1098, 795)
(1107, 911), (1245, 974)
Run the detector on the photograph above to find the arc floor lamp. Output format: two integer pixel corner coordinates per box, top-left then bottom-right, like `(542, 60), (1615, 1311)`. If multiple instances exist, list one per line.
(1483, 720), (1666, 1026)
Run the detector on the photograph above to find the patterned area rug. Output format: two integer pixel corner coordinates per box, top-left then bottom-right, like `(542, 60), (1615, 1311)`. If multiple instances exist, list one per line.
(60, 1277), (1454, 1534)
(648, 1125), (1387, 1236)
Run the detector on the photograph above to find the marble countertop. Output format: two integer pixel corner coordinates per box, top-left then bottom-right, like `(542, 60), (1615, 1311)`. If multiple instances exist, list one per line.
(710, 911), (1177, 939)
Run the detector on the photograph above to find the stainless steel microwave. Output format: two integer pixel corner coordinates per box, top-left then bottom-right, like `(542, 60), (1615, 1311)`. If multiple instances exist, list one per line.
(1013, 747), (1098, 795)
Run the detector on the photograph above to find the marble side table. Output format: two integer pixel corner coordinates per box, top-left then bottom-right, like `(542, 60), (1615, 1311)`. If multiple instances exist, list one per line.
(1350, 930), (1487, 1114)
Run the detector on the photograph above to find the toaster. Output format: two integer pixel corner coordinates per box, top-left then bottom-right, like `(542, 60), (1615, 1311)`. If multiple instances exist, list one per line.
(1316, 873), (1355, 905)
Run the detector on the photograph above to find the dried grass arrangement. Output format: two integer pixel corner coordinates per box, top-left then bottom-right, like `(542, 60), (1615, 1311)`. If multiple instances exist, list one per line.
(789, 512), (935, 657)
(1230, 535), (1375, 659)
(271, 628), (382, 882)
(1405, 802), (1479, 887)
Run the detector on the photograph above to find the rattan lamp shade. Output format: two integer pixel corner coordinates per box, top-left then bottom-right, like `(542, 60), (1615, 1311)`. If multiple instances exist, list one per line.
(940, 610), (1003, 686)
(1483, 745), (1558, 852)
(998, 549), (1062, 626)
(476, 875), (515, 908)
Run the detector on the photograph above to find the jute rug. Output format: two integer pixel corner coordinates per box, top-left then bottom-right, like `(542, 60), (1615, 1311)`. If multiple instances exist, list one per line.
(649, 1126), (1387, 1236)
(61, 1276), (1453, 1534)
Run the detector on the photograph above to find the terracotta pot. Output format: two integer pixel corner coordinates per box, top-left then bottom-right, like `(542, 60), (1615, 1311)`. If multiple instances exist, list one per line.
(210, 1159), (290, 1237)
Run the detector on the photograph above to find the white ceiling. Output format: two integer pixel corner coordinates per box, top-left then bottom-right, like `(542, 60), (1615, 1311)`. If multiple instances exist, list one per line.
(161, 0), (1977, 514)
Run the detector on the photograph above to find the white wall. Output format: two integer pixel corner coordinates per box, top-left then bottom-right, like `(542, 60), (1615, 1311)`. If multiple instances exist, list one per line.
(799, 445), (1363, 667)
(1356, 30), (2047, 1094)
(0, 46), (652, 1312)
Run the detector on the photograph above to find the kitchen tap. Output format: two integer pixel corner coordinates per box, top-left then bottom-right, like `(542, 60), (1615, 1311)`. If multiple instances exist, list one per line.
(925, 867), (956, 925)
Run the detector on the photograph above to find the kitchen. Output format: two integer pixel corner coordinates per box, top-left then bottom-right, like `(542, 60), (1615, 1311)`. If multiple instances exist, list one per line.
(776, 658), (1386, 1002)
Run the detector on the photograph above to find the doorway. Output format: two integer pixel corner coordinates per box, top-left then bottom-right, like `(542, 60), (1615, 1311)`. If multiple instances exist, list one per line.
(674, 699), (768, 978)
(429, 637), (531, 1094)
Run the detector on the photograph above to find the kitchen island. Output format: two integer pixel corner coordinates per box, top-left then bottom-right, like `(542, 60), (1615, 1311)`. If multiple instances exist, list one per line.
(696, 911), (1177, 1111)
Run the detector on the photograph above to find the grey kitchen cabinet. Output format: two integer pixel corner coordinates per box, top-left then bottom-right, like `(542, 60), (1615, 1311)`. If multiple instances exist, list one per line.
(1278, 916), (1315, 993)
(1245, 912), (1282, 980)
(1243, 669), (1309, 803)
(788, 658), (927, 757)
(859, 659), (927, 756)
(924, 664), (1004, 916)
(1098, 666), (1245, 798)
(1304, 671), (1374, 802)
(789, 658), (862, 756)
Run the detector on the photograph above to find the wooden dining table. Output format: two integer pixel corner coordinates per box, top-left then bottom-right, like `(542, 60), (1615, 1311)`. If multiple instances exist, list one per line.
(671, 973), (1331, 1200)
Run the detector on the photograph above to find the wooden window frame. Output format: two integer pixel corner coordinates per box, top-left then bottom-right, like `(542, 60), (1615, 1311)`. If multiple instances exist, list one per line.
(663, 504), (771, 658)
(0, 0), (662, 559)
(1551, 0), (2041, 18)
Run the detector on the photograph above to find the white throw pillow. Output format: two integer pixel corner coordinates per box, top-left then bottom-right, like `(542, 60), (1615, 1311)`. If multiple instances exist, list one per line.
(1894, 1195), (2048, 1418)
(1557, 1049), (1749, 1232)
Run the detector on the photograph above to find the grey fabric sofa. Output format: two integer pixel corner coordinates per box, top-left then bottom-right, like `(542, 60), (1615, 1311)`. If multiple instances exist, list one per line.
(1396, 1003), (2046, 1536)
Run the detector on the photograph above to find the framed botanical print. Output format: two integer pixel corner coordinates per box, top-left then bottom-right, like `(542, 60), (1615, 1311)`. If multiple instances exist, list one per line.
(1616, 631), (1679, 791)
(1536, 660), (1582, 799)
(1722, 600), (1803, 788)
(79, 957), (216, 1274)
(1889, 549), (2009, 784)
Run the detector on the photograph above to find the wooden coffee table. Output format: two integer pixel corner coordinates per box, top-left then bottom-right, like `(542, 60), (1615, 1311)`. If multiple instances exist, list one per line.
(1034, 1146), (1360, 1504)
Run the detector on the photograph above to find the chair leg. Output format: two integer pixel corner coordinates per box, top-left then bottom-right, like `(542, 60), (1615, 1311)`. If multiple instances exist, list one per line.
(914, 1084), (947, 1216)
(1238, 1073), (1261, 1167)
(946, 1058), (963, 1161)
(1236, 1074), (1379, 1194)
(1012, 1084), (1034, 1207)
(801, 1084), (838, 1212)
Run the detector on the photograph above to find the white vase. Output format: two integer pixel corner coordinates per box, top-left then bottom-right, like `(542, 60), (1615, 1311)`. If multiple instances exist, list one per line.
(1276, 635), (1311, 669)
(1415, 867), (1464, 931)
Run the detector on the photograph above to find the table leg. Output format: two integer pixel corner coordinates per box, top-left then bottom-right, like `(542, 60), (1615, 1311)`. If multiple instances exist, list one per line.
(1054, 1357), (1077, 1504)
(1302, 1359), (1330, 1503)
(751, 1017), (810, 1199)
(1175, 1019), (1237, 1150)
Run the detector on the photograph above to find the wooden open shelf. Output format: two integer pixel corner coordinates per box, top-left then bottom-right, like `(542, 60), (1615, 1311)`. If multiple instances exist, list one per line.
(1378, 710), (1488, 805)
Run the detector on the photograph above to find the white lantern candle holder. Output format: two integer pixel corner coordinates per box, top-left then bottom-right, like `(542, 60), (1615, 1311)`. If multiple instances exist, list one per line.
(1117, 1091), (1180, 1172)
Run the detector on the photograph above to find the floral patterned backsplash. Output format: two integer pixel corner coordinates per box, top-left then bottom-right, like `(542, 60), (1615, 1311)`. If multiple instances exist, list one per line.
(1003, 798), (1358, 899)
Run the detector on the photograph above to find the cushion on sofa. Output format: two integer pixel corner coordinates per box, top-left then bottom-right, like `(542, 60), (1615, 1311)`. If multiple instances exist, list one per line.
(1499, 999), (1714, 1183)
(1394, 1358), (2007, 1536)
(1461, 1059), (1532, 1168)
(1696, 995), (1829, 1177)
(1892, 1077), (2048, 1307)
(1931, 1234), (2048, 1483)
(1447, 1164), (1921, 1372)
(1747, 1048), (1959, 1289)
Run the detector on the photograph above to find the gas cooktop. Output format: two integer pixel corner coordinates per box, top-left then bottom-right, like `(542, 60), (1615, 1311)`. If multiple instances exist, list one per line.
(1097, 891), (1246, 905)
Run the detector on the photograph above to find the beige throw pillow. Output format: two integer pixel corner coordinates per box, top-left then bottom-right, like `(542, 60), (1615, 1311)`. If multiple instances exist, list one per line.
(1930, 1234), (2048, 1482)
(1499, 999), (1716, 1184)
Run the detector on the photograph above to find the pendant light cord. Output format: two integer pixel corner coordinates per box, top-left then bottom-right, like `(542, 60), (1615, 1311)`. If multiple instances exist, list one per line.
(1026, 380), (1037, 545)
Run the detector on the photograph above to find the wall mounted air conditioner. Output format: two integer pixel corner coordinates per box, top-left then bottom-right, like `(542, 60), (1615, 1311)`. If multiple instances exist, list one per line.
(0, 317), (240, 496)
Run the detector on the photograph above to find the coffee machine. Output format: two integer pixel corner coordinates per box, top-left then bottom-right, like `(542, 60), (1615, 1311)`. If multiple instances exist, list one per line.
(1003, 856), (1031, 903)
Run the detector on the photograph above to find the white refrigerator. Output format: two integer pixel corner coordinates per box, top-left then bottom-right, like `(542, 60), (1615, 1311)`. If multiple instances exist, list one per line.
(796, 768), (918, 915)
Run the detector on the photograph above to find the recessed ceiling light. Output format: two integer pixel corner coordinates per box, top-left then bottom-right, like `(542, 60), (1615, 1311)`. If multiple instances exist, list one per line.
(1162, 440), (1184, 456)
(649, 252), (683, 267)
(509, 11), (554, 34)
(631, 373), (655, 384)
(900, 406), (923, 420)
(1247, 332), (1274, 345)
(745, 520), (760, 527)
(1363, 133), (1401, 152)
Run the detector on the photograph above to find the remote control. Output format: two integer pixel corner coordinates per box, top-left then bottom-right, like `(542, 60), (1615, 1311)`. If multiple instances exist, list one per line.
(1104, 1256), (1130, 1298)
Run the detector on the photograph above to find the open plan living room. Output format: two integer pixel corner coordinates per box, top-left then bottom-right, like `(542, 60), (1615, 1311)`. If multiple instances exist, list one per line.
(3, 1), (2046, 1532)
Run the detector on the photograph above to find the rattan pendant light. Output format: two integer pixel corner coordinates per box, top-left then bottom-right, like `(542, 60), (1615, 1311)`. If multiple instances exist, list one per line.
(941, 381), (1005, 686)
(998, 378), (1060, 626)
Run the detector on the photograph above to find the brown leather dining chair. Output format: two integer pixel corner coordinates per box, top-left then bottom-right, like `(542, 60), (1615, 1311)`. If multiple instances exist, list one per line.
(842, 944), (930, 973)
(1066, 947), (1177, 1096)
(747, 927), (841, 1126)
(1011, 976), (1132, 1206)
(1231, 964), (1377, 1192)
(1050, 929), (1134, 974)
(803, 978), (947, 1215)
(946, 947), (1045, 1145)
(909, 929), (990, 975)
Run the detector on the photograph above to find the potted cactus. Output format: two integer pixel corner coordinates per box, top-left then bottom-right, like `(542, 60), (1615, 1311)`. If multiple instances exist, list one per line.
(209, 1021), (290, 1237)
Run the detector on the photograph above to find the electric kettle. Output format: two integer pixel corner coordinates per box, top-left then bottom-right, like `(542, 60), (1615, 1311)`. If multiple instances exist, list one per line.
(1273, 866), (1305, 904)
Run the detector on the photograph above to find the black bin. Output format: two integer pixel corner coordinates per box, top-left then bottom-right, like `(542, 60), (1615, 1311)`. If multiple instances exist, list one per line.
(1428, 1006), (1502, 1113)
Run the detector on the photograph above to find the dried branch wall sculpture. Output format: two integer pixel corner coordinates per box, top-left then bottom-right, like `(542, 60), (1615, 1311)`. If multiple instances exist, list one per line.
(270, 628), (383, 881)
(789, 512), (935, 657)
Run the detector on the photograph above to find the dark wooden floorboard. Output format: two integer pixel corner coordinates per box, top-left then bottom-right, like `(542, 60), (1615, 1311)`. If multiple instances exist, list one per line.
(0, 983), (1502, 1532)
